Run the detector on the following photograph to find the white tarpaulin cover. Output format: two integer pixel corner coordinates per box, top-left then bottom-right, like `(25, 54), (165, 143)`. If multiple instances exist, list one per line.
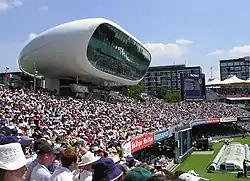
(206, 78), (223, 86)
(218, 142), (245, 170)
(220, 75), (245, 85)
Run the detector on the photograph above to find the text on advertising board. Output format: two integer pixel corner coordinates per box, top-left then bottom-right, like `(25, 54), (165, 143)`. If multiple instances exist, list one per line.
(206, 118), (220, 124)
(131, 134), (154, 153)
(154, 130), (169, 143)
(220, 117), (237, 123)
(237, 117), (250, 122)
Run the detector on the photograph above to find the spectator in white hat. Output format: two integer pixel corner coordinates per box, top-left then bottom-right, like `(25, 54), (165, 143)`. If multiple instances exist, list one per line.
(77, 151), (100, 181)
(0, 142), (27, 181)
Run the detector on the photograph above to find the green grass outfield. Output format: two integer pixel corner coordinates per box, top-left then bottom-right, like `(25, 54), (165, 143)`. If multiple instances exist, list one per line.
(175, 137), (250, 181)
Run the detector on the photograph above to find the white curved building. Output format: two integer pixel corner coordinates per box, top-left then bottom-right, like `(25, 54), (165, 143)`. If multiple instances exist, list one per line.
(18, 18), (151, 86)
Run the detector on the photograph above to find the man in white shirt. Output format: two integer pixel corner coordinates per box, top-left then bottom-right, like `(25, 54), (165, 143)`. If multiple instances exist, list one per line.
(50, 147), (79, 181)
(29, 139), (59, 181)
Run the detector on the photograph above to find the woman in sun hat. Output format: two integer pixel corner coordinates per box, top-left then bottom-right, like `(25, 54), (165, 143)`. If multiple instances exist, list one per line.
(0, 142), (27, 181)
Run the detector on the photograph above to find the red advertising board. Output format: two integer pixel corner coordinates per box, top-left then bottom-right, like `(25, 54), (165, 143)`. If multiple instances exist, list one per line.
(131, 134), (154, 153)
(206, 118), (220, 124)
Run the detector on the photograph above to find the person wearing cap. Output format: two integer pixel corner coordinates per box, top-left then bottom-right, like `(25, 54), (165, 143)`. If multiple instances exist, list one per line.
(124, 167), (154, 181)
(28, 139), (59, 181)
(50, 147), (79, 181)
(0, 142), (27, 181)
(77, 151), (100, 181)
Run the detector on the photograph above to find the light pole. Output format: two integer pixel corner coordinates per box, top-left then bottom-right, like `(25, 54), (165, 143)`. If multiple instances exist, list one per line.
(76, 76), (79, 84)
(210, 67), (213, 78)
(33, 60), (38, 91)
(34, 70), (38, 91)
(4, 67), (9, 89)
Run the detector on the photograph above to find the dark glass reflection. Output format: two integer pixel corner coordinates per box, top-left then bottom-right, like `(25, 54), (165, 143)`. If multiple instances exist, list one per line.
(87, 23), (151, 81)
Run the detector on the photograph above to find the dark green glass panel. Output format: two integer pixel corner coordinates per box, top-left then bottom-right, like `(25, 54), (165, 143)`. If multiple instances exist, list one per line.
(87, 23), (151, 81)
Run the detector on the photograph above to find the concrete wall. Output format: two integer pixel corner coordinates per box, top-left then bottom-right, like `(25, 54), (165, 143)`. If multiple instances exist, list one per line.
(45, 78), (60, 94)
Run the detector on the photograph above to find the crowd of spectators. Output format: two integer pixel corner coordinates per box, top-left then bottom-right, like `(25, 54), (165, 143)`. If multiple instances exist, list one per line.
(211, 87), (250, 98)
(0, 88), (248, 138)
(237, 121), (250, 132)
(0, 88), (248, 181)
(192, 123), (245, 139)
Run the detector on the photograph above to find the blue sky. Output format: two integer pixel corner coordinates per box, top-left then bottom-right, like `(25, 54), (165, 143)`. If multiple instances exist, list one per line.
(1, 0), (250, 79)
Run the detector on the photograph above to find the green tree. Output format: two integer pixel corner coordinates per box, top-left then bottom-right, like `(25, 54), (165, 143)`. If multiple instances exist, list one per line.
(164, 91), (181, 103)
(128, 82), (144, 100)
(153, 87), (167, 99)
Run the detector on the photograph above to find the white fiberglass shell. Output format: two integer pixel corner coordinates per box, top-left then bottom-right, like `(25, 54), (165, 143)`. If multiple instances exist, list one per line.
(18, 18), (151, 86)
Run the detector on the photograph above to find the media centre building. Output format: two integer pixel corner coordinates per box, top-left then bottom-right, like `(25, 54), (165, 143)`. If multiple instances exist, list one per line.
(18, 18), (152, 96)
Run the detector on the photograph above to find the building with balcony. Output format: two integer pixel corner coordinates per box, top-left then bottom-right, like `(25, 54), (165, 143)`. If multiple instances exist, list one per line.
(220, 57), (250, 81)
(141, 64), (202, 92)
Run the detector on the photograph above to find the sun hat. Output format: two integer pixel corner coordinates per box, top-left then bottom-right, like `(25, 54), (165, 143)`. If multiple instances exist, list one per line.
(0, 142), (27, 170)
(124, 167), (154, 181)
(92, 157), (123, 181)
(78, 151), (100, 166)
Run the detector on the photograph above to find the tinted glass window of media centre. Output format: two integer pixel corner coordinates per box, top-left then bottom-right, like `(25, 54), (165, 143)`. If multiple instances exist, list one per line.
(87, 23), (151, 81)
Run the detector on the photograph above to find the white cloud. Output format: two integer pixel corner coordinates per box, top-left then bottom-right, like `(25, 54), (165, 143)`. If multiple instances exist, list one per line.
(39, 6), (48, 11)
(0, 0), (22, 12)
(207, 50), (224, 57)
(209, 45), (250, 59)
(145, 43), (185, 59)
(12, 0), (22, 7)
(145, 39), (192, 59)
(145, 39), (193, 65)
(28, 33), (37, 41)
(175, 39), (193, 45)
(229, 45), (250, 58)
